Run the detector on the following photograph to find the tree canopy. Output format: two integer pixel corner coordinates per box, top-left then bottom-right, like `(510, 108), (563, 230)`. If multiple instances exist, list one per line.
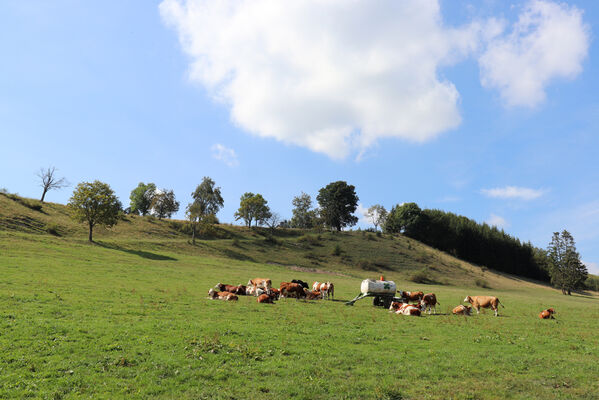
(129, 182), (156, 216)
(186, 177), (224, 243)
(151, 189), (179, 220)
(68, 180), (121, 242)
(365, 204), (388, 232)
(316, 181), (358, 231)
(291, 192), (317, 229)
(547, 230), (588, 295)
(234, 192), (271, 227)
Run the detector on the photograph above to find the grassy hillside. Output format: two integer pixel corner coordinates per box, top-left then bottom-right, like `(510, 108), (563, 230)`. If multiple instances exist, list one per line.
(0, 192), (555, 290)
(2, 193), (599, 399)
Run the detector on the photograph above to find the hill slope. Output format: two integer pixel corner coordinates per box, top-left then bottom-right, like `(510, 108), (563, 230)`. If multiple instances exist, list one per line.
(0, 192), (557, 291)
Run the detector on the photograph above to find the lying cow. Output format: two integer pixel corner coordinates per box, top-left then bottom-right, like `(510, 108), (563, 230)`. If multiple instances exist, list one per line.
(248, 278), (272, 292)
(539, 308), (556, 319)
(280, 282), (306, 299)
(389, 302), (421, 316)
(419, 293), (439, 314)
(257, 293), (276, 304)
(246, 285), (268, 297)
(399, 290), (424, 302)
(312, 281), (334, 300)
(291, 279), (309, 289)
(304, 289), (323, 300)
(452, 305), (472, 316)
(463, 295), (504, 316)
(215, 283), (246, 295)
(207, 288), (238, 301)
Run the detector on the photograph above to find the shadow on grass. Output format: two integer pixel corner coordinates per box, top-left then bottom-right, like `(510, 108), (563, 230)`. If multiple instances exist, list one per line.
(221, 248), (255, 262)
(95, 242), (177, 261)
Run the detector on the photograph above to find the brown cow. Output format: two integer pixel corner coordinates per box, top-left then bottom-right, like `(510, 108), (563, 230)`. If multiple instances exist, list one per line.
(391, 303), (421, 316)
(248, 278), (272, 291)
(207, 288), (238, 301)
(257, 293), (275, 304)
(419, 293), (439, 314)
(539, 308), (556, 319)
(400, 291), (424, 302)
(312, 281), (334, 300)
(464, 295), (504, 316)
(452, 305), (472, 316)
(304, 289), (322, 300)
(280, 282), (306, 299)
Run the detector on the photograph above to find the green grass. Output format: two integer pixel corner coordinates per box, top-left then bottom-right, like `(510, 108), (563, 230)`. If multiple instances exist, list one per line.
(1, 194), (599, 399)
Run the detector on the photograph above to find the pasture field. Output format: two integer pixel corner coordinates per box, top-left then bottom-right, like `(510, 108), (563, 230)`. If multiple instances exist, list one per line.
(1, 229), (599, 400)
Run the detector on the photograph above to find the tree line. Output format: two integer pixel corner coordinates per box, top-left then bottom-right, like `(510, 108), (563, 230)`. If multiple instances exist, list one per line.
(33, 166), (590, 294)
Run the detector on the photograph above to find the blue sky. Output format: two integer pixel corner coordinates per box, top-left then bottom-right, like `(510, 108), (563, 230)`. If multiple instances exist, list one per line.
(1, 1), (598, 273)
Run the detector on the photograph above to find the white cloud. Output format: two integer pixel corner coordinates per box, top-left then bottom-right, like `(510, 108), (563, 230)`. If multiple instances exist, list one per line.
(486, 213), (509, 229)
(479, 0), (589, 107)
(481, 186), (546, 201)
(211, 144), (238, 167)
(160, 0), (491, 159)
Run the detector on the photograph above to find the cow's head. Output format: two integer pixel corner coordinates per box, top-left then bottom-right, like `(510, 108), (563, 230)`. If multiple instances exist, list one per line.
(208, 288), (216, 298)
(548, 308), (556, 314)
(463, 296), (472, 303)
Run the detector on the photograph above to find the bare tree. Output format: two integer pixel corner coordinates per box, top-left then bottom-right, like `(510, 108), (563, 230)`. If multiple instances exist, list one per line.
(266, 212), (282, 231)
(37, 167), (69, 202)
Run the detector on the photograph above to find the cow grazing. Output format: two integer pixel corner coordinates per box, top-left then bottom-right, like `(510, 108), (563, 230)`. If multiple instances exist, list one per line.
(389, 302), (421, 316)
(207, 288), (238, 301)
(248, 278), (272, 292)
(419, 293), (439, 314)
(452, 305), (472, 316)
(463, 295), (504, 317)
(291, 279), (309, 289)
(399, 291), (424, 302)
(539, 308), (556, 319)
(257, 293), (275, 304)
(312, 282), (334, 300)
(280, 282), (306, 299)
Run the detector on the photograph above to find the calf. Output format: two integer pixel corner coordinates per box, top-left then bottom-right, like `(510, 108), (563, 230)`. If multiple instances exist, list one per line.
(399, 291), (424, 302)
(463, 295), (504, 317)
(207, 288), (238, 301)
(539, 308), (556, 319)
(452, 305), (472, 316)
(419, 293), (439, 314)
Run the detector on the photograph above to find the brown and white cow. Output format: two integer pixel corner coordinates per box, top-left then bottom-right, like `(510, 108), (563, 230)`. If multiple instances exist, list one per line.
(280, 282), (306, 299)
(419, 293), (439, 314)
(248, 278), (272, 292)
(312, 281), (334, 300)
(452, 305), (472, 316)
(539, 308), (556, 319)
(389, 302), (421, 316)
(399, 291), (424, 302)
(207, 288), (238, 301)
(215, 283), (246, 294)
(463, 295), (504, 316)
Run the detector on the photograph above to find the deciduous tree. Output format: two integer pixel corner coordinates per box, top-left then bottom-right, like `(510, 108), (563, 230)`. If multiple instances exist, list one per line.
(234, 192), (271, 228)
(151, 189), (179, 220)
(365, 204), (388, 231)
(291, 192), (316, 229)
(187, 177), (224, 243)
(68, 181), (121, 242)
(129, 182), (156, 216)
(316, 181), (358, 231)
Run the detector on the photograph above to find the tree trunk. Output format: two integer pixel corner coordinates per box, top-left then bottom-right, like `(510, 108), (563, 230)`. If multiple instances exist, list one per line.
(88, 224), (93, 242)
(40, 188), (48, 202)
(191, 224), (196, 244)
(568, 289), (572, 295)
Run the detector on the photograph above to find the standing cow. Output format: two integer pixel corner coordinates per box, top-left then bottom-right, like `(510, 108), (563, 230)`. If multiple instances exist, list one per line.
(419, 293), (440, 314)
(463, 295), (504, 316)
(312, 281), (334, 300)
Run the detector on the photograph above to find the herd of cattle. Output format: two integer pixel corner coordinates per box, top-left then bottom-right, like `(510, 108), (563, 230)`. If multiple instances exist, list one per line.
(207, 278), (557, 320)
(207, 278), (334, 304)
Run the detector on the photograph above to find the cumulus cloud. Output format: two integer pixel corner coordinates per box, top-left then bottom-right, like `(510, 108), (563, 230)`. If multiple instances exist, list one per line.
(479, 0), (589, 107)
(211, 144), (238, 167)
(160, 0), (489, 159)
(486, 213), (509, 229)
(481, 186), (546, 201)
(161, 0), (589, 158)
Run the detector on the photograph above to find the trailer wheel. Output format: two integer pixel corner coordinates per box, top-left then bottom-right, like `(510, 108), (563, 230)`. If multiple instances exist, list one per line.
(382, 297), (393, 309)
